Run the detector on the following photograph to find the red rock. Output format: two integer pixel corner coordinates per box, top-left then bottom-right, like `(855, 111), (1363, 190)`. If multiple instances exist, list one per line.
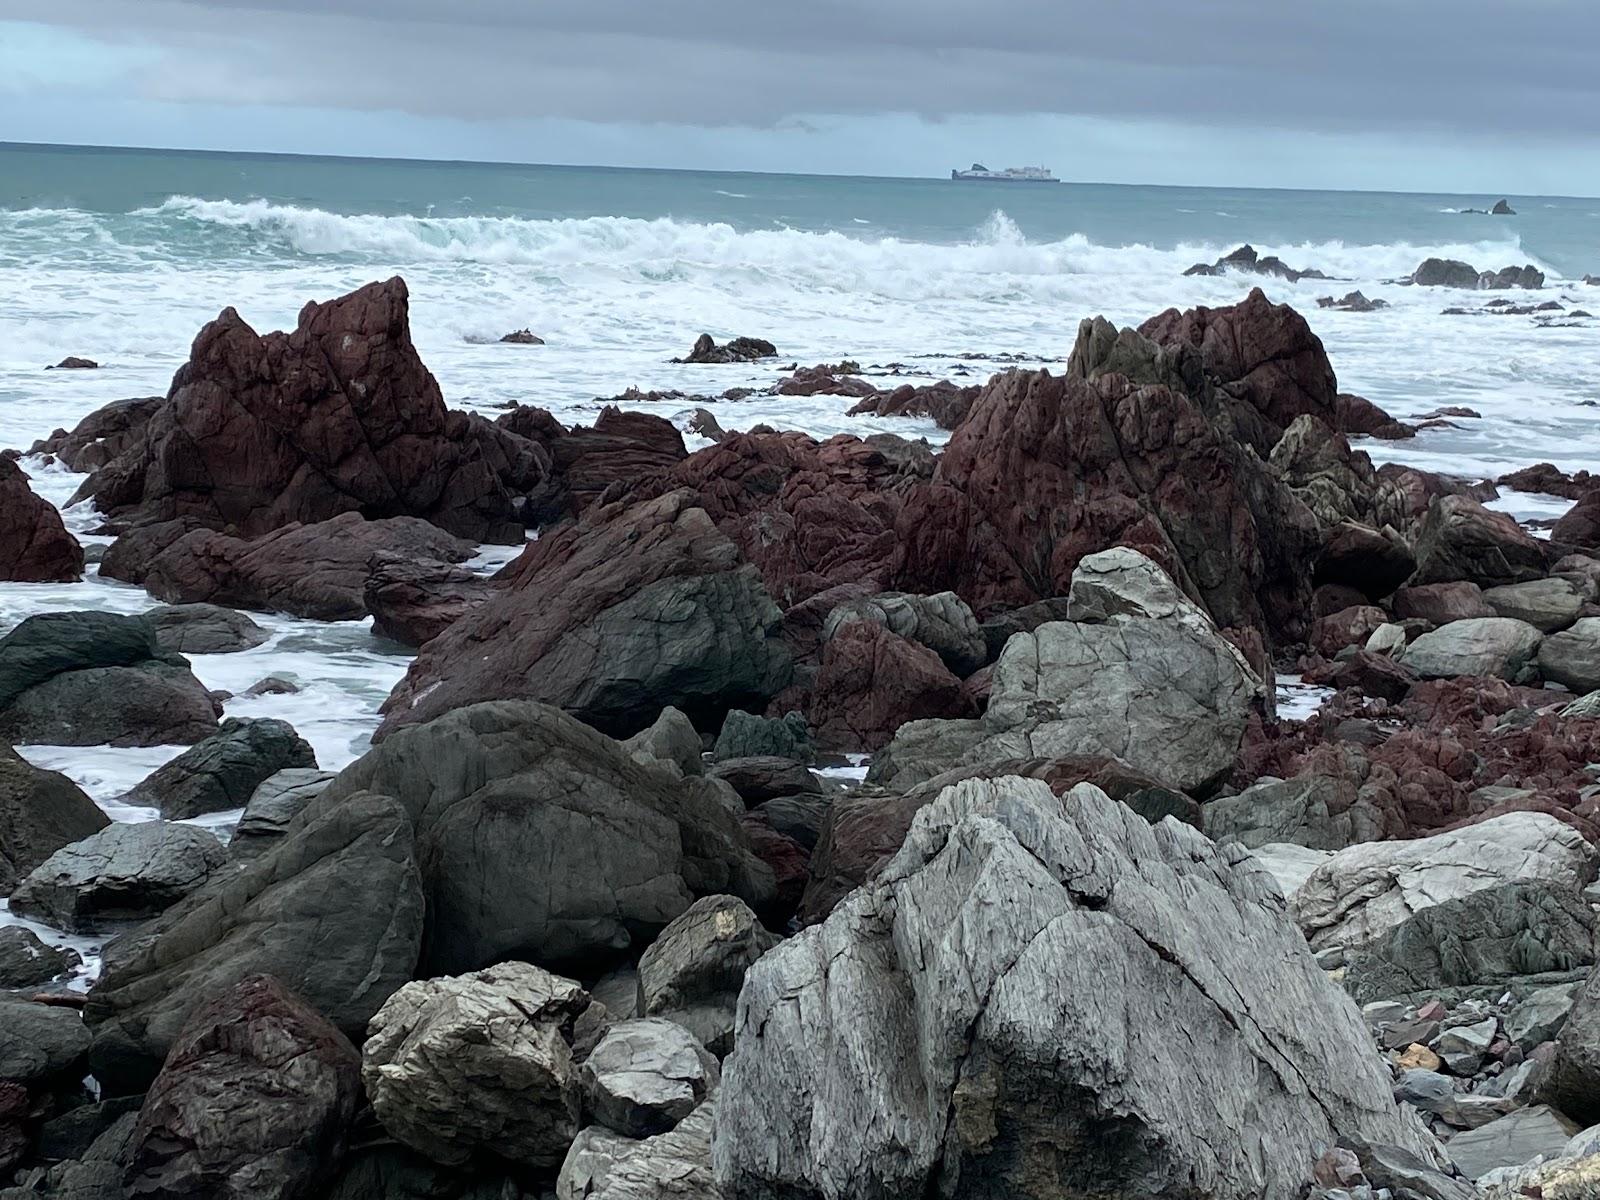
(1310, 605), (1390, 658)
(364, 552), (492, 646)
(75, 278), (545, 544)
(847, 380), (980, 429)
(1334, 393), (1414, 440)
(1315, 522), (1417, 600)
(781, 364), (878, 399)
(740, 812), (809, 925)
(138, 513), (475, 621)
(496, 404), (686, 521)
(1410, 495), (1547, 587)
(377, 489), (792, 740)
(807, 621), (973, 753)
(24, 395), (164, 472)
(0, 458), (83, 582)
(1303, 650), (1416, 702)
(1392, 581), (1496, 625)
(1554, 490), (1600, 550)
(1498, 464), (1599, 501)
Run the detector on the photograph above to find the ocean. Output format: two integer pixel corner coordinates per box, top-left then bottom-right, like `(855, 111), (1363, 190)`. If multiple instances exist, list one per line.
(0, 141), (1596, 979)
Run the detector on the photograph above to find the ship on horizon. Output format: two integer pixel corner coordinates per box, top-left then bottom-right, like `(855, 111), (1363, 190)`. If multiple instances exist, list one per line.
(950, 163), (1058, 183)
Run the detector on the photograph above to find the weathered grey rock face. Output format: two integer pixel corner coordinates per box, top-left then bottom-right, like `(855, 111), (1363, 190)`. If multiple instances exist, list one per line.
(864, 718), (989, 792)
(1540, 618), (1600, 695)
(120, 717), (318, 820)
(1203, 773), (1389, 851)
(228, 768), (336, 861)
(1446, 1106), (1580, 1182)
(1343, 881), (1596, 1004)
(8, 821), (227, 932)
(0, 742), (109, 894)
(362, 961), (591, 1169)
(705, 756), (823, 806)
(315, 1144), (519, 1200)
(1400, 617), (1544, 681)
(314, 702), (773, 975)
(1539, 962), (1600, 1126)
(124, 974), (362, 1200)
(84, 791), (424, 1093)
(0, 612), (218, 747)
(714, 778), (1439, 1199)
(637, 895), (778, 1058)
(621, 707), (703, 778)
(0, 997), (91, 1085)
(559, 1100), (719, 1200)
(822, 591), (986, 678)
(0, 926), (81, 988)
(712, 710), (812, 765)
(1410, 495), (1548, 588)
(581, 1018), (719, 1139)
(1291, 813), (1598, 955)
(1483, 578), (1584, 633)
(146, 603), (271, 654)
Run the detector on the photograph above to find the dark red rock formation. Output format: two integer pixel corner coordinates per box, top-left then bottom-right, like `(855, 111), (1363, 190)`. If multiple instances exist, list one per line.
(1392, 581), (1496, 624)
(1498, 463), (1600, 501)
(892, 367), (1321, 640)
(376, 489), (792, 740)
(138, 513), (475, 621)
(846, 380), (981, 430)
(0, 458), (83, 583)
(1309, 605), (1389, 658)
(74, 278), (546, 544)
(495, 404), (686, 521)
(364, 552), (493, 646)
(24, 396), (164, 472)
(1554, 490), (1600, 550)
(780, 364), (878, 399)
(1410, 495), (1548, 586)
(807, 621), (973, 753)
(1334, 394), (1414, 440)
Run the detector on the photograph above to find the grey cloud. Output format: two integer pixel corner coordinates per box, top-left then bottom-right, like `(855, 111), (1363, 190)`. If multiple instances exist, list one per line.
(6, 0), (1599, 137)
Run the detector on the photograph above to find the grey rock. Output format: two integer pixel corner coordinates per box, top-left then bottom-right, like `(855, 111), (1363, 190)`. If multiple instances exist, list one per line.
(318, 1144), (520, 1200)
(1564, 691), (1600, 719)
(581, 1018), (719, 1138)
(0, 611), (218, 747)
(0, 743), (109, 894)
(1247, 841), (1334, 898)
(713, 777), (1440, 1199)
(1343, 881), (1596, 1004)
(622, 707), (703, 778)
(591, 967), (641, 1022)
(977, 596), (1074, 664)
(637, 895), (778, 1057)
(704, 756), (823, 806)
(1366, 622), (1408, 655)
(1438, 1016), (1499, 1075)
(822, 591), (986, 678)
(1508, 984), (1579, 1050)
(0, 926), (81, 988)
(1539, 618), (1600, 695)
(863, 717), (987, 791)
(146, 603), (271, 654)
(228, 767), (336, 860)
(1395, 1068), (1458, 1118)
(712, 710), (812, 765)
(84, 791), (423, 1093)
(362, 961), (590, 1169)
(1204, 773), (1386, 851)
(558, 1126), (640, 1200)
(1344, 1137), (1478, 1200)
(1292, 813), (1597, 954)
(8, 821), (227, 932)
(577, 1100), (719, 1200)
(1401, 617), (1544, 681)
(751, 793), (831, 850)
(33, 1097), (142, 1163)
(1414, 258), (1486, 288)
(1446, 1105), (1580, 1181)
(1539, 961), (1600, 1124)
(0, 997), (91, 1084)
(312, 701), (773, 976)
(1409, 495), (1547, 589)
(124, 974), (361, 1200)
(1483, 578), (1584, 633)
(120, 717), (317, 820)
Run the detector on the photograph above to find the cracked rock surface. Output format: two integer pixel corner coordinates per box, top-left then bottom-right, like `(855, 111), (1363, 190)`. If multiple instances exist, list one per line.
(713, 777), (1439, 1199)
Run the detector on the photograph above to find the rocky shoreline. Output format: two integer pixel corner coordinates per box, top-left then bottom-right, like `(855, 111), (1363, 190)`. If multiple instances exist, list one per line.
(3, 275), (1600, 1197)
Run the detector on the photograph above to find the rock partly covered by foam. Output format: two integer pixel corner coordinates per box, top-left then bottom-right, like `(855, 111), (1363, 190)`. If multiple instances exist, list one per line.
(120, 717), (317, 820)
(74, 277), (547, 543)
(713, 777), (1439, 1198)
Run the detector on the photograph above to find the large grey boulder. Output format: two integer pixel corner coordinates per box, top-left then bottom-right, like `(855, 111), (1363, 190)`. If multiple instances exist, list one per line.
(0, 742), (109, 894)
(1539, 962), (1600, 1125)
(621, 707), (703, 778)
(0, 611), (219, 747)
(1409, 495), (1547, 588)
(581, 1018), (719, 1138)
(558, 1101), (720, 1200)
(124, 974), (361, 1200)
(822, 591), (986, 678)
(1401, 617), (1544, 680)
(712, 710), (812, 765)
(84, 791), (423, 1093)
(146, 603), (271, 654)
(1291, 812), (1597, 955)
(1446, 1106), (1581, 1182)
(713, 778), (1439, 1199)
(1539, 618), (1600, 694)
(1483, 578), (1584, 632)
(1203, 773), (1388, 851)
(120, 718), (317, 820)
(311, 701), (773, 975)
(361, 961), (591, 1169)
(228, 768), (336, 861)
(637, 895), (778, 1057)
(8, 821), (227, 932)
(869, 550), (1263, 795)
(0, 997), (91, 1085)
(1343, 881), (1596, 1003)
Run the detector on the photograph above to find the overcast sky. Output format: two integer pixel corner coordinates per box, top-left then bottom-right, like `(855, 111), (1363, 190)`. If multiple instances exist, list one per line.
(3, 0), (1598, 191)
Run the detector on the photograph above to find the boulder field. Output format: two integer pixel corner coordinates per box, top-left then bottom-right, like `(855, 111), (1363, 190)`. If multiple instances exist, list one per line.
(4, 277), (1600, 1198)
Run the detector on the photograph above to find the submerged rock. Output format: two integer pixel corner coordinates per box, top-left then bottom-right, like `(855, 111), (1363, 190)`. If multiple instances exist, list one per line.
(673, 334), (776, 364)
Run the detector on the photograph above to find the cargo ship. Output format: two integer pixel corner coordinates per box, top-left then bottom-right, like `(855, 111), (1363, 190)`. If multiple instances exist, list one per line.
(950, 164), (1058, 183)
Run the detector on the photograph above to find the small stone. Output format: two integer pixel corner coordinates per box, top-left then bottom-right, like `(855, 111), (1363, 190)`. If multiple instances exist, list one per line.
(1508, 984), (1579, 1050)
(580, 1018), (719, 1138)
(1398, 1043), (1443, 1072)
(1365, 622), (1407, 655)
(245, 676), (300, 696)
(1419, 1000), (1448, 1021)
(1363, 1001), (1407, 1027)
(0, 927), (82, 988)
(49, 357), (98, 370)
(1439, 1016), (1498, 1075)
(500, 329), (545, 345)
(1383, 1018), (1442, 1050)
